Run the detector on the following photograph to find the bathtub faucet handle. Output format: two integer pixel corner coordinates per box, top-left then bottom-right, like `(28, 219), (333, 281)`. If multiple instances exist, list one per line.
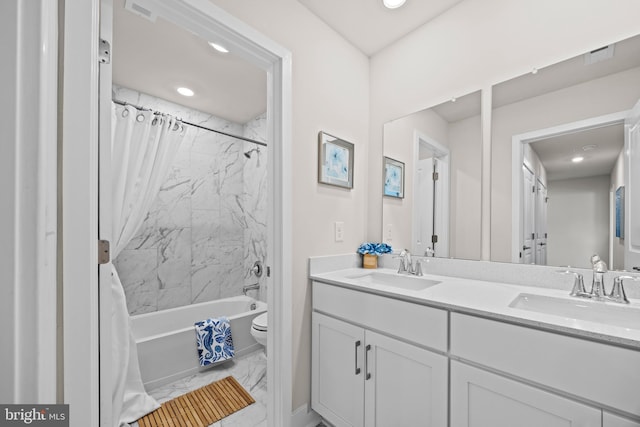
(250, 261), (263, 277)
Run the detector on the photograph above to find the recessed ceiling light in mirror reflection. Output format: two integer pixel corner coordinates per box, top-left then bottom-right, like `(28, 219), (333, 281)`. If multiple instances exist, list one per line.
(383, 0), (406, 9)
(176, 87), (194, 97)
(208, 41), (229, 53)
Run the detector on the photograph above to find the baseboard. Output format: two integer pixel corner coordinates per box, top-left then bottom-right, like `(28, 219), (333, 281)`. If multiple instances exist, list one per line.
(291, 403), (322, 427)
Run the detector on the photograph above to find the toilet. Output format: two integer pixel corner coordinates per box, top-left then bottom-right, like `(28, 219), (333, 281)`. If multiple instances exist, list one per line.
(250, 312), (268, 354)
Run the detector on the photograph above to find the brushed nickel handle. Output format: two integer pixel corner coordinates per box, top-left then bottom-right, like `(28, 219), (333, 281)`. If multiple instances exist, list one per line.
(365, 344), (372, 380)
(355, 340), (361, 375)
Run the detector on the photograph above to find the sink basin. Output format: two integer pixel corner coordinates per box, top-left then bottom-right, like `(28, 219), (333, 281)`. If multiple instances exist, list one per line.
(346, 272), (441, 291)
(509, 293), (640, 330)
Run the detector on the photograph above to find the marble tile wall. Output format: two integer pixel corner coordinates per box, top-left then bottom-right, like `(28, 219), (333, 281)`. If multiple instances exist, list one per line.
(112, 86), (267, 315)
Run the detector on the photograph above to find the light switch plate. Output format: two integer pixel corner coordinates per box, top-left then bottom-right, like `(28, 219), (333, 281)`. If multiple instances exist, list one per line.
(335, 221), (344, 242)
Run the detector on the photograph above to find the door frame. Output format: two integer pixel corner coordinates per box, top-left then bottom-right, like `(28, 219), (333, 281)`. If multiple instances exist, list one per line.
(510, 111), (628, 263)
(62, 1), (293, 425)
(413, 131), (450, 257)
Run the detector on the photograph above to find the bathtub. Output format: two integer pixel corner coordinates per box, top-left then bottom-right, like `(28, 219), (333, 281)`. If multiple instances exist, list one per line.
(131, 296), (267, 390)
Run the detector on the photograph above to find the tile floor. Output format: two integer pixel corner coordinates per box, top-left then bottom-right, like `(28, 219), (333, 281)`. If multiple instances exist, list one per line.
(135, 350), (267, 427)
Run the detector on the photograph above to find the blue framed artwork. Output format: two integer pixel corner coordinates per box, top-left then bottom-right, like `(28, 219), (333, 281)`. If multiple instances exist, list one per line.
(318, 131), (354, 189)
(383, 156), (404, 198)
(616, 186), (624, 238)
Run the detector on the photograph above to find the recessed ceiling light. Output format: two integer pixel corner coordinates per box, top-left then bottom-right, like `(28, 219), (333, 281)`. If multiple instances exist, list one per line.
(177, 87), (194, 97)
(582, 144), (598, 151)
(571, 156), (584, 163)
(383, 0), (406, 9)
(208, 41), (229, 53)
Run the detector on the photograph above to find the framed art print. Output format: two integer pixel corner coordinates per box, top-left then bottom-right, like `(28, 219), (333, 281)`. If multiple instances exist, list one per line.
(383, 156), (404, 198)
(318, 131), (354, 189)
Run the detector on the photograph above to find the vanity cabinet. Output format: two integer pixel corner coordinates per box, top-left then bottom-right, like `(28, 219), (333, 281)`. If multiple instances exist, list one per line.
(311, 282), (448, 427)
(450, 361), (600, 427)
(310, 276), (640, 426)
(450, 312), (640, 426)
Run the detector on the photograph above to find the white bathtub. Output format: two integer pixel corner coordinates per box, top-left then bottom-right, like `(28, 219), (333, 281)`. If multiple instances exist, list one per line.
(131, 296), (267, 390)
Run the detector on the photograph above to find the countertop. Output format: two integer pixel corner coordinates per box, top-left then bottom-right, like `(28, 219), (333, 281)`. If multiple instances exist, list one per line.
(310, 267), (640, 350)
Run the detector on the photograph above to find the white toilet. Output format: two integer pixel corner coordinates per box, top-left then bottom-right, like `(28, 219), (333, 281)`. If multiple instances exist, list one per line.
(250, 312), (268, 354)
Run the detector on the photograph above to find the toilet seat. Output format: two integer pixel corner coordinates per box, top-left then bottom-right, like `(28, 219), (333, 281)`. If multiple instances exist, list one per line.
(252, 312), (268, 332)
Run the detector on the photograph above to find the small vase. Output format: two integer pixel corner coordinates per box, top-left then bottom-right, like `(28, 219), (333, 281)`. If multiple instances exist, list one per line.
(362, 254), (378, 269)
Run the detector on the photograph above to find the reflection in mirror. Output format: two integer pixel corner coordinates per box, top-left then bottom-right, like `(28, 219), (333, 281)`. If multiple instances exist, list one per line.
(382, 91), (482, 260)
(490, 33), (640, 270)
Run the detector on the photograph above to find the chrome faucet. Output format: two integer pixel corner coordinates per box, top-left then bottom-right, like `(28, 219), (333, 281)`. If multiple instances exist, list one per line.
(396, 249), (423, 276)
(242, 283), (260, 295)
(560, 255), (640, 304)
(590, 254), (608, 299)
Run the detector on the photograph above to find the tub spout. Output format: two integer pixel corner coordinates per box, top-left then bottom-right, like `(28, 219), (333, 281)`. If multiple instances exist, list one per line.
(243, 283), (260, 295)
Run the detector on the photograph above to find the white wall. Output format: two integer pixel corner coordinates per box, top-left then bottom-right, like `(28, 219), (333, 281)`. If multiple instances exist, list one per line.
(448, 114), (482, 260)
(491, 67), (640, 262)
(369, 0), (640, 254)
(208, 0), (370, 410)
(547, 176), (610, 268)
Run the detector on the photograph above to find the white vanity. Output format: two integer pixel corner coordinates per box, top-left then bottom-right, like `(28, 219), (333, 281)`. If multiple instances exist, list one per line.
(309, 256), (640, 427)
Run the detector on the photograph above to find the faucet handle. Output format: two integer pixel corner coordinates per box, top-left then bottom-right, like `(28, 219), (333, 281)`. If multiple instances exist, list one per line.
(557, 269), (586, 297)
(609, 275), (640, 304)
(414, 260), (423, 276)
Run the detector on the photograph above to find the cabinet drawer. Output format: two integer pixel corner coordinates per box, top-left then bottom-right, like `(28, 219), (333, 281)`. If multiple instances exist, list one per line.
(313, 281), (447, 351)
(450, 313), (640, 416)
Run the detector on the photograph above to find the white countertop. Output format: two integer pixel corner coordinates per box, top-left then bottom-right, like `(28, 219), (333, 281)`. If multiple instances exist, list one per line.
(310, 267), (640, 350)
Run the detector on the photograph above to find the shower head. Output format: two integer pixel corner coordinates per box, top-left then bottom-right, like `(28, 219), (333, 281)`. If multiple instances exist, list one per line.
(244, 147), (260, 158)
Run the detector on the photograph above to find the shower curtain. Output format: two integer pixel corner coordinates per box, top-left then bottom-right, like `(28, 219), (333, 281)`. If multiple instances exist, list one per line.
(110, 103), (192, 426)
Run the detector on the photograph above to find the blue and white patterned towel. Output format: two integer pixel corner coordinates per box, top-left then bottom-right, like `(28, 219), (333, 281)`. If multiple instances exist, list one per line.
(194, 317), (235, 366)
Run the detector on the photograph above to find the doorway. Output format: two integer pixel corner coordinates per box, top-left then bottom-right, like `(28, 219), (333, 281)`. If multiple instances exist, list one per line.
(412, 132), (450, 258)
(511, 111), (627, 268)
(62, 1), (292, 425)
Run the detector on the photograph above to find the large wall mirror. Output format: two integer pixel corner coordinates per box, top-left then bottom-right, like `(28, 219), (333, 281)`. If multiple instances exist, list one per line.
(491, 33), (640, 270)
(382, 91), (482, 260)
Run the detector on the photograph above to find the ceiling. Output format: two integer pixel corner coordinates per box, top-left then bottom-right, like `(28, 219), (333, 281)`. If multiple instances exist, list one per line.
(493, 34), (640, 109)
(298, 0), (464, 56)
(431, 90), (481, 123)
(530, 124), (624, 182)
(112, 0), (466, 124)
(112, 0), (267, 124)
(495, 34), (640, 182)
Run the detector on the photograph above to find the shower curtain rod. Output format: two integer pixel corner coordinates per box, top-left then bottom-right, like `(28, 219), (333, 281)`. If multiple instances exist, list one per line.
(112, 99), (267, 147)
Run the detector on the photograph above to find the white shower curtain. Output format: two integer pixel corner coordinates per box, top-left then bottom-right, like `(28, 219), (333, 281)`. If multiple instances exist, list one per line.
(110, 103), (191, 426)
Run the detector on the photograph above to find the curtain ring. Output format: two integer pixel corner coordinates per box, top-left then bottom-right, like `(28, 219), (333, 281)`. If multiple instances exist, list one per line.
(136, 113), (145, 123)
(122, 109), (129, 118)
(151, 117), (158, 126)
(173, 122), (180, 131)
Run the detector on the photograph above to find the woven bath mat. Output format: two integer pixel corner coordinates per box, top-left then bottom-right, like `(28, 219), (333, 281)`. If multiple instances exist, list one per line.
(137, 376), (255, 427)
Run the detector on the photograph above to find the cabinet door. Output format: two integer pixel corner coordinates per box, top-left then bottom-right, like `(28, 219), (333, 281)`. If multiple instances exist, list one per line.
(604, 412), (640, 427)
(364, 330), (447, 427)
(312, 312), (365, 427)
(451, 361), (600, 427)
